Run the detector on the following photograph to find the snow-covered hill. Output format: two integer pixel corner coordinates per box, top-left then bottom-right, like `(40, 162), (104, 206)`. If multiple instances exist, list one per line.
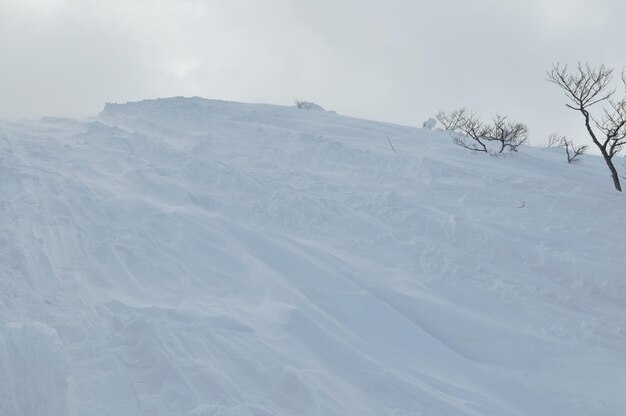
(1, 97), (625, 416)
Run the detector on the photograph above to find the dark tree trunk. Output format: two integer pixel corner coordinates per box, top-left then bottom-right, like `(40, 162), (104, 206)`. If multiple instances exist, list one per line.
(603, 153), (622, 191)
(583, 109), (622, 192)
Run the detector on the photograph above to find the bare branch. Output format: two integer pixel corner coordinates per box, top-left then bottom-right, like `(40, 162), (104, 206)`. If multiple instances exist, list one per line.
(545, 132), (563, 148)
(438, 109), (489, 153)
(561, 137), (588, 163)
(546, 63), (614, 110)
(547, 63), (624, 191)
(451, 133), (489, 153)
(386, 136), (396, 154)
(486, 115), (528, 153)
(437, 108), (468, 131)
(596, 99), (626, 156)
(439, 109), (526, 154)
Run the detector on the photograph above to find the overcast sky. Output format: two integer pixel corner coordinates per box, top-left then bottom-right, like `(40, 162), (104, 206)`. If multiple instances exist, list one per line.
(1, 0), (624, 145)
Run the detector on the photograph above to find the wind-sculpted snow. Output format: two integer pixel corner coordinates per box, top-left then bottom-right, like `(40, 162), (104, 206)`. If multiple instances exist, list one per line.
(1, 97), (625, 415)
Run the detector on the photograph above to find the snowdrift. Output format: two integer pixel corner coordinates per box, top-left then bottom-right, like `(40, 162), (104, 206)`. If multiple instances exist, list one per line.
(1, 97), (625, 415)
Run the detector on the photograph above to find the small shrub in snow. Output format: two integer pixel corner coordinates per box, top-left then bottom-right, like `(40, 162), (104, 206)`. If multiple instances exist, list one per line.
(294, 99), (325, 111)
(562, 138), (588, 163)
(490, 115), (528, 153)
(549, 133), (588, 163)
(545, 132), (562, 148)
(437, 109), (528, 155)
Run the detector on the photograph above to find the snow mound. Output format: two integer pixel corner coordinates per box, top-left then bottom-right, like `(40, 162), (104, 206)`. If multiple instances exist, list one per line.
(1, 97), (625, 416)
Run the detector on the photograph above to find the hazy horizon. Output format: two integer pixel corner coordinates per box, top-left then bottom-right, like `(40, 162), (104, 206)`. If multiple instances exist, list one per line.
(1, 0), (625, 146)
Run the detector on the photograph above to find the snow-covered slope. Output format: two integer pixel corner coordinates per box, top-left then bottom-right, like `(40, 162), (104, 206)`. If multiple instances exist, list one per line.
(1, 97), (625, 416)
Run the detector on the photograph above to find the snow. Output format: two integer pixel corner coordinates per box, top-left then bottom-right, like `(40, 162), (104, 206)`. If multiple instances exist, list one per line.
(1, 96), (625, 416)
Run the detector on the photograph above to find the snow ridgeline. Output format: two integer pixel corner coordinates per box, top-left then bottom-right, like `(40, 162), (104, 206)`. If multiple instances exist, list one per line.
(1, 97), (625, 416)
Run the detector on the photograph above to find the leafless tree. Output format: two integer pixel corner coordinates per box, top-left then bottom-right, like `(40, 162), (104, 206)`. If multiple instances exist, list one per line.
(547, 63), (626, 191)
(295, 98), (306, 109)
(490, 115), (528, 153)
(437, 109), (527, 154)
(545, 132), (563, 148)
(437, 108), (468, 131)
(548, 132), (588, 162)
(438, 109), (490, 152)
(562, 138), (588, 163)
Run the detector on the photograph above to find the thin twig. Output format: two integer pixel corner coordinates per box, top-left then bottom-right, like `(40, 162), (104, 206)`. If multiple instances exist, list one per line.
(386, 136), (397, 154)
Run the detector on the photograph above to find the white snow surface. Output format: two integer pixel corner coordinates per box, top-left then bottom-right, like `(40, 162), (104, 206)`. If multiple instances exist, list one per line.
(1, 97), (625, 416)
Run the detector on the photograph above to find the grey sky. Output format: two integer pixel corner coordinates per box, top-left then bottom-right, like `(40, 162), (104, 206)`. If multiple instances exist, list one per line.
(1, 0), (624, 145)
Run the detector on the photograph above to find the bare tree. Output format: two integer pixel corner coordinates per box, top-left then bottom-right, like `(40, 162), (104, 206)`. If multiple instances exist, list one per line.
(562, 138), (589, 163)
(295, 98), (306, 109)
(490, 115), (528, 153)
(547, 64), (626, 191)
(438, 109), (490, 152)
(437, 109), (528, 154)
(548, 132), (588, 162)
(545, 132), (563, 148)
(437, 108), (468, 131)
